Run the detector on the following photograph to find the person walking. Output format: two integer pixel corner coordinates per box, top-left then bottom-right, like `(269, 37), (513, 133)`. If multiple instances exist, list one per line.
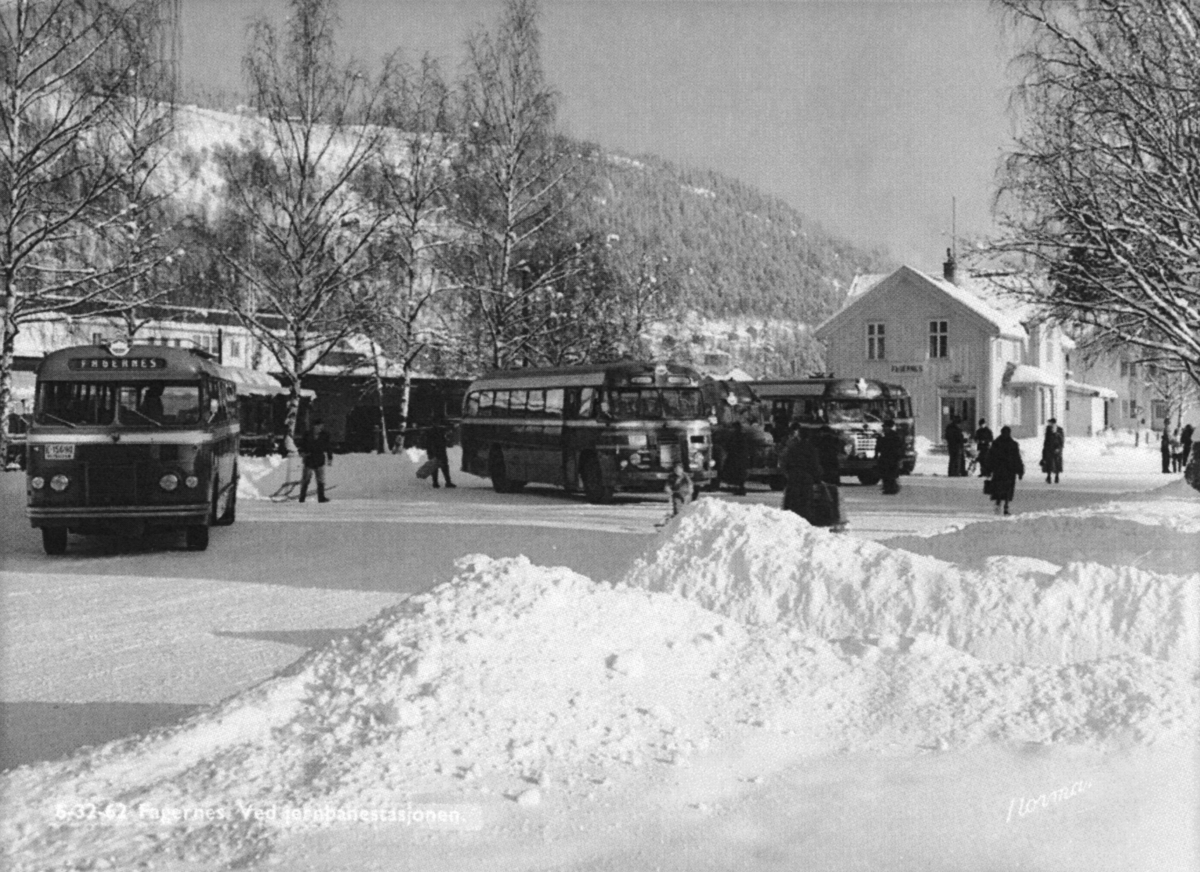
(425, 417), (456, 489)
(1160, 418), (1173, 473)
(874, 418), (904, 495)
(781, 424), (824, 525)
(297, 418), (333, 503)
(1041, 418), (1064, 483)
(973, 418), (994, 476)
(987, 425), (1024, 516)
(813, 425), (847, 530)
(944, 414), (967, 477)
(1181, 422), (1195, 468)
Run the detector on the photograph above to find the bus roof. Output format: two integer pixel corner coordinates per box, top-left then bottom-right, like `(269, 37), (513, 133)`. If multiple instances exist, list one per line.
(751, 377), (909, 400)
(468, 361), (705, 392)
(35, 344), (234, 383)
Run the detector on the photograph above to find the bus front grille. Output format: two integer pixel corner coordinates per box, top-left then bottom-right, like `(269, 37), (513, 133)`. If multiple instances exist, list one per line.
(86, 465), (137, 506)
(852, 433), (877, 455)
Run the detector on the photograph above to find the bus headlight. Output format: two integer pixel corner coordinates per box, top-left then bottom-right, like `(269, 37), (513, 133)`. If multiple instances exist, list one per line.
(628, 452), (642, 466)
(185, 475), (199, 489)
(50, 474), (70, 492)
(159, 473), (179, 491)
(30, 476), (45, 490)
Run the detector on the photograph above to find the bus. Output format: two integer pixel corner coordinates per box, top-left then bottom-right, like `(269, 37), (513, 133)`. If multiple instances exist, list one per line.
(459, 361), (715, 502)
(26, 342), (240, 554)
(699, 377), (777, 491)
(752, 377), (917, 484)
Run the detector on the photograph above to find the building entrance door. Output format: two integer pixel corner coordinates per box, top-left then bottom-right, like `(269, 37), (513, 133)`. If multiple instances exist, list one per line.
(940, 396), (976, 443)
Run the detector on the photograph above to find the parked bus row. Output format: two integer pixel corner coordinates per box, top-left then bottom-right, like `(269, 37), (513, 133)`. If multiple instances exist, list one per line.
(457, 363), (918, 501)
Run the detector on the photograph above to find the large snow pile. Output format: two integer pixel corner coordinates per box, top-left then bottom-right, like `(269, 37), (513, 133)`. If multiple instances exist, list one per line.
(624, 499), (1199, 667)
(2, 504), (1197, 871)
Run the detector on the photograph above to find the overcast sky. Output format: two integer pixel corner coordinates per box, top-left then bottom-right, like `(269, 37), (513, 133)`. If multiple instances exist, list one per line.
(181, 0), (1020, 268)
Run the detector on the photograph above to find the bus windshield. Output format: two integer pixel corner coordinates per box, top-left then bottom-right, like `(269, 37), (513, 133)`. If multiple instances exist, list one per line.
(823, 400), (884, 424)
(36, 382), (202, 427)
(607, 388), (706, 420)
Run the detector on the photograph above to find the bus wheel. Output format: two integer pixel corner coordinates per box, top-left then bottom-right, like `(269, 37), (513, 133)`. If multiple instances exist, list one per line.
(215, 482), (237, 526)
(857, 473), (881, 486)
(41, 527), (68, 555)
(768, 475), (786, 491)
(489, 448), (525, 493)
(581, 456), (613, 504)
(186, 523), (210, 551)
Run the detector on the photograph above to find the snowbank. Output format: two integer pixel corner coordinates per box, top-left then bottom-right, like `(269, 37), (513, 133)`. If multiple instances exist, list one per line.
(2, 498), (1196, 871)
(623, 499), (1199, 667)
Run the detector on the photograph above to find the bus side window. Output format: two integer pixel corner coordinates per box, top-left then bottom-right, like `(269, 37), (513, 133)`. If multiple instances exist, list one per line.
(526, 389), (546, 418)
(575, 387), (598, 419)
(464, 392), (480, 417)
(545, 388), (564, 418)
(478, 391), (494, 418)
(507, 390), (526, 417)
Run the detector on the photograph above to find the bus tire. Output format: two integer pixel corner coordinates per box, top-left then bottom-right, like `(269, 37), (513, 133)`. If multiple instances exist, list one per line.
(581, 456), (613, 504)
(857, 473), (881, 486)
(489, 448), (525, 494)
(215, 477), (237, 526)
(42, 527), (68, 555)
(768, 475), (786, 491)
(185, 523), (210, 551)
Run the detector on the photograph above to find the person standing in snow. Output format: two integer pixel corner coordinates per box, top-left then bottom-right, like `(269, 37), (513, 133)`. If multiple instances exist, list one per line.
(665, 463), (694, 516)
(875, 419), (904, 495)
(1181, 422), (1194, 468)
(813, 424), (846, 529)
(944, 414), (967, 477)
(781, 425), (823, 524)
(973, 418), (994, 476)
(988, 425), (1024, 515)
(297, 418), (333, 503)
(424, 417), (456, 489)
(722, 421), (751, 496)
(1041, 418), (1064, 483)
(1160, 418), (1173, 473)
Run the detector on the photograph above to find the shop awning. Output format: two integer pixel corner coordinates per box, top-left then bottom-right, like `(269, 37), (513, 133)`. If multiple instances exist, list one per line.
(1003, 363), (1058, 388)
(224, 367), (315, 399)
(1066, 379), (1117, 399)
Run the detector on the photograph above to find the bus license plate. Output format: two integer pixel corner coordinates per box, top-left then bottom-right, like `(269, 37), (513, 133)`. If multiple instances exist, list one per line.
(45, 443), (75, 460)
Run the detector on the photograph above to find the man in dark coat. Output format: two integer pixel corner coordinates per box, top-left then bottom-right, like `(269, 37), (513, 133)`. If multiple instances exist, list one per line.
(297, 418), (333, 503)
(722, 421), (751, 496)
(988, 425), (1024, 515)
(944, 414), (967, 477)
(1160, 418), (1173, 474)
(875, 419), (904, 495)
(1041, 418), (1064, 483)
(813, 425), (846, 529)
(781, 426), (823, 525)
(973, 418), (994, 476)
(1181, 423), (1194, 468)
(425, 418), (456, 489)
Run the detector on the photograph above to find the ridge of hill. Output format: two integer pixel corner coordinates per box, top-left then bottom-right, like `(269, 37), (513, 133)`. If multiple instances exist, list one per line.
(585, 148), (893, 323)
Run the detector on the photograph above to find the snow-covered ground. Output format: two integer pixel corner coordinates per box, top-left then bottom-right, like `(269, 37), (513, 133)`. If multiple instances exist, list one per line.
(1, 436), (1197, 871)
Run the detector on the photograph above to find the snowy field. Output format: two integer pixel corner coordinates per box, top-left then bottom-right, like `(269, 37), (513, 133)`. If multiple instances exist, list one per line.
(1, 435), (1197, 871)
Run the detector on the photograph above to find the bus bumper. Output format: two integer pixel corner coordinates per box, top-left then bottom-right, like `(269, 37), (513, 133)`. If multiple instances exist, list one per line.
(28, 503), (210, 528)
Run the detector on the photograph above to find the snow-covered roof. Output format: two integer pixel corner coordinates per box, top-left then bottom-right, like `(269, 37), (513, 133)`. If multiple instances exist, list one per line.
(821, 265), (1027, 341)
(1066, 379), (1118, 399)
(1004, 363), (1059, 388)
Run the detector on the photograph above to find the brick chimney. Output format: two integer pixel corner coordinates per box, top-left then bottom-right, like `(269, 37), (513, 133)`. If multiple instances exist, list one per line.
(943, 247), (958, 285)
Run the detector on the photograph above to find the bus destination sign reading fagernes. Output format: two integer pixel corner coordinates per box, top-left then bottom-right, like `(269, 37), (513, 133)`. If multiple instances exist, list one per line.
(67, 357), (167, 371)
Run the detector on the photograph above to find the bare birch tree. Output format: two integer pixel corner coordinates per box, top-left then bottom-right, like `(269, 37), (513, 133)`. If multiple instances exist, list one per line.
(445, 0), (589, 370)
(0, 0), (177, 461)
(987, 0), (1200, 387)
(215, 0), (397, 442)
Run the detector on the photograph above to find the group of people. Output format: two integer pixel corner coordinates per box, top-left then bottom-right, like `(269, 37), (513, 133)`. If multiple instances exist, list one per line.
(1161, 420), (1195, 474)
(292, 417), (457, 503)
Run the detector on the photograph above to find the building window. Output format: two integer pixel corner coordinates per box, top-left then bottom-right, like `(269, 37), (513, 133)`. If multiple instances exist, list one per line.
(228, 338), (242, 361)
(928, 320), (948, 359)
(866, 323), (885, 360)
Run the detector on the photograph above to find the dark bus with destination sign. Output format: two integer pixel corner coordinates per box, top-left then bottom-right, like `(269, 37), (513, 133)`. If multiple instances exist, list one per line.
(26, 343), (241, 553)
(459, 361), (715, 502)
(752, 377), (917, 484)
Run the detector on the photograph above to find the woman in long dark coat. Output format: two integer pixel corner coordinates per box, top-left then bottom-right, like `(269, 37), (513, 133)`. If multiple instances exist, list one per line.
(1041, 418), (1063, 483)
(781, 427), (823, 524)
(988, 425), (1024, 516)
